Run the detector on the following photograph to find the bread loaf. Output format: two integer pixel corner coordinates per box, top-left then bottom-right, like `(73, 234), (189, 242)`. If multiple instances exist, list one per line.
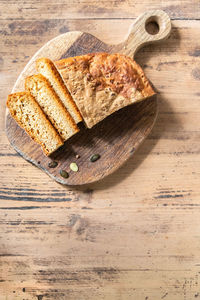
(55, 53), (156, 128)
(7, 92), (63, 156)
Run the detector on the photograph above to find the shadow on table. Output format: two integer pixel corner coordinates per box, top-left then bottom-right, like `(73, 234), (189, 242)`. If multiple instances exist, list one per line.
(63, 92), (181, 192)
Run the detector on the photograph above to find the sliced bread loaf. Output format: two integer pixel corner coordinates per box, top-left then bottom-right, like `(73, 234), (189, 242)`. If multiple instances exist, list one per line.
(7, 92), (63, 156)
(36, 57), (82, 124)
(25, 74), (79, 141)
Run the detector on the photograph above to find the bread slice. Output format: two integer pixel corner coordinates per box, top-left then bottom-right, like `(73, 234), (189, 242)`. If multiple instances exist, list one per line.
(36, 57), (82, 124)
(7, 92), (63, 156)
(55, 53), (156, 128)
(25, 74), (79, 141)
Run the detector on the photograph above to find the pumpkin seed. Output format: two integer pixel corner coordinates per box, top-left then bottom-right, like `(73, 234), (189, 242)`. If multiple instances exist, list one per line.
(60, 170), (69, 178)
(75, 154), (80, 159)
(90, 154), (101, 162)
(48, 161), (58, 168)
(70, 162), (79, 172)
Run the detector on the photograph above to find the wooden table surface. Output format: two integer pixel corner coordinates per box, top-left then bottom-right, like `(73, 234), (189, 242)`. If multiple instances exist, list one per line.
(0, 1), (200, 299)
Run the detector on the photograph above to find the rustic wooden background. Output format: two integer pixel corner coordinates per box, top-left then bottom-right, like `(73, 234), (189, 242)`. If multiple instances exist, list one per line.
(0, 1), (200, 299)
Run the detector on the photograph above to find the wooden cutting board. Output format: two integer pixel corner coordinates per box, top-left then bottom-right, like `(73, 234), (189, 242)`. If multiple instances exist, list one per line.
(5, 10), (171, 185)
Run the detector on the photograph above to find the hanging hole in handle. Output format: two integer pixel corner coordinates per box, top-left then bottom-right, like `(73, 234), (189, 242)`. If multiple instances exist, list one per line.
(145, 16), (160, 35)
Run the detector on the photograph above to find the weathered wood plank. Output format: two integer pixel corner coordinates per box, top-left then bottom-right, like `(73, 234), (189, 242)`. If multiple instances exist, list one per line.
(0, 0), (199, 20)
(1, 208), (200, 299)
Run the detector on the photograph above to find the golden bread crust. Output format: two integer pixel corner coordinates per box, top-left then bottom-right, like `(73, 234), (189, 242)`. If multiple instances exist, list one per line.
(25, 74), (79, 141)
(36, 58), (82, 123)
(55, 53), (155, 128)
(7, 92), (63, 156)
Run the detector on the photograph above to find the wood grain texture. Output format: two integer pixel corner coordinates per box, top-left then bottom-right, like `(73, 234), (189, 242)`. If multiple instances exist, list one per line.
(0, 0), (199, 20)
(122, 10), (171, 56)
(6, 10), (170, 185)
(1, 1), (200, 299)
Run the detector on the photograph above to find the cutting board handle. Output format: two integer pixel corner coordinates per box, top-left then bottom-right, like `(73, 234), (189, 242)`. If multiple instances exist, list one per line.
(122, 10), (171, 57)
